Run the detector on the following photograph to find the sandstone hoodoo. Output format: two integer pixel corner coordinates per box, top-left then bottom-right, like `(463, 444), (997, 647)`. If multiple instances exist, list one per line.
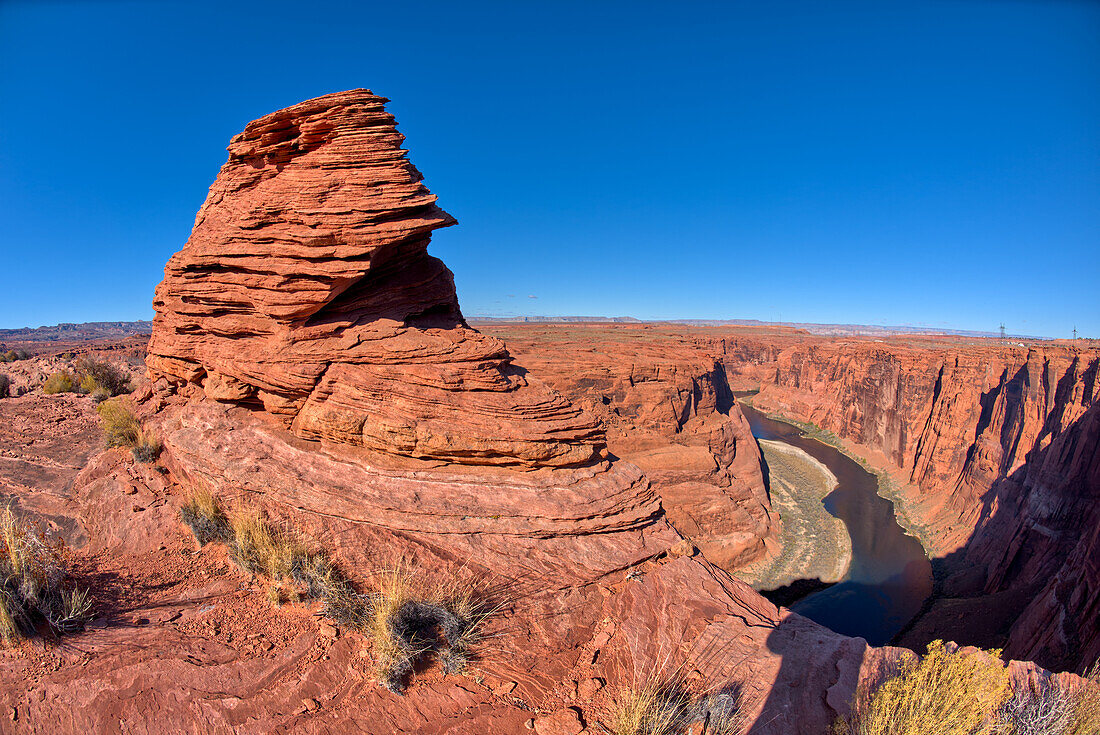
(146, 89), (602, 469)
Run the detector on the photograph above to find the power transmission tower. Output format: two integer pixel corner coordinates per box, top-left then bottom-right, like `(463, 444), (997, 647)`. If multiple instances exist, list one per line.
(999, 323), (1006, 340)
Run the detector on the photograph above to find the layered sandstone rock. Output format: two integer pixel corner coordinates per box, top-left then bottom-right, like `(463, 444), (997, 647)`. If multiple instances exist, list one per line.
(146, 90), (601, 468)
(485, 323), (777, 570)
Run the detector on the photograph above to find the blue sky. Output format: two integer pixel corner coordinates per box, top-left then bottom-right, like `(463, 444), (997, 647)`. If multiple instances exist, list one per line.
(1, 1), (1097, 338)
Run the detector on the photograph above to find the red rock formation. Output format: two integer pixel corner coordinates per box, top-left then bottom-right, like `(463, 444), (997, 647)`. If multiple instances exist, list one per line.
(146, 90), (601, 469)
(484, 323), (777, 570)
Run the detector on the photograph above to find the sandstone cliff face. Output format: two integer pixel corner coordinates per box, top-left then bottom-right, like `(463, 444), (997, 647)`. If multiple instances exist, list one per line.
(146, 90), (601, 469)
(720, 335), (1100, 671)
(488, 325), (777, 570)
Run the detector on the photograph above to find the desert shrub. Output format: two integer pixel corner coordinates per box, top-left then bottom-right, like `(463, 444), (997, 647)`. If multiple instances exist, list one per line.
(180, 489), (232, 545)
(177, 502), (494, 693)
(367, 564), (497, 694)
(74, 357), (130, 396)
(78, 374), (98, 395)
(837, 640), (1011, 735)
(42, 370), (76, 394)
(0, 505), (91, 643)
(0, 374), (9, 399)
(96, 398), (141, 447)
(0, 349), (29, 363)
(90, 387), (110, 404)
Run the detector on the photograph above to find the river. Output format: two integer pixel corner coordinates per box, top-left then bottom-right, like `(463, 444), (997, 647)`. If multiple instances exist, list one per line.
(739, 403), (933, 646)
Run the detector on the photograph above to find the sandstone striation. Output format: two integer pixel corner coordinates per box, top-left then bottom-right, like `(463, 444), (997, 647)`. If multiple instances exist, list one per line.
(146, 90), (601, 469)
(492, 324), (777, 570)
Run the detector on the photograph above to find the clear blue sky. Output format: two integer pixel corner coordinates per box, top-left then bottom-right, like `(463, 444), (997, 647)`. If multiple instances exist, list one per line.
(1, 1), (1097, 338)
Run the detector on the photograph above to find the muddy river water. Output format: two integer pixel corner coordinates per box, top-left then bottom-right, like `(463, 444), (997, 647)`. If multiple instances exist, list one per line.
(740, 403), (933, 645)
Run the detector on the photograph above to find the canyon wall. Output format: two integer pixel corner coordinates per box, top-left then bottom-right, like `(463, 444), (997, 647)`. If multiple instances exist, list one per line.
(496, 324), (776, 570)
(718, 334), (1100, 672)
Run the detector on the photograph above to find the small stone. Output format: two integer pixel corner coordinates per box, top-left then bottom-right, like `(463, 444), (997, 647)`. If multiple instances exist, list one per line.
(533, 707), (583, 735)
(525, 719), (535, 730)
(131, 505), (145, 513)
(669, 539), (695, 557)
(591, 631), (612, 648)
(318, 622), (338, 639)
(9, 706), (17, 722)
(301, 698), (319, 713)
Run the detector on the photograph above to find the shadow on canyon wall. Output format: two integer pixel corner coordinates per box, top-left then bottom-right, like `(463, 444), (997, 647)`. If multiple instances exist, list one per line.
(895, 399), (1100, 674)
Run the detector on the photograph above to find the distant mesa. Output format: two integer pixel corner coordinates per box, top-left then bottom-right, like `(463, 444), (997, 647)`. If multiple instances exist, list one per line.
(145, 90), (602, 468)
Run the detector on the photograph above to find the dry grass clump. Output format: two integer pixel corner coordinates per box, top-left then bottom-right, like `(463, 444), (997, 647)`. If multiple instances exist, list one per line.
(176, 500), (495, 694)
(368, 563), (493, 693)
(95, 398), (159, 461)
(837, 640), (1011, 735)
(0, 506), (91, 643)
(179, 488), (232, 545)
(0, 374), (10, 399)
(130, 429), (161, 463)
(610, 681), (746, 735)
(612, 681), (690, 735)
(42, 370), (76, 394)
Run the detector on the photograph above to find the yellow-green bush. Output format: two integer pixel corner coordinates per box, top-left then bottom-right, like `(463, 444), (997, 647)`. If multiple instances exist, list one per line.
(42, 371), (76, 394)
(96, 398), (141, 447)
(837, 640), (1011, 735)
(79, 374), (99, 394)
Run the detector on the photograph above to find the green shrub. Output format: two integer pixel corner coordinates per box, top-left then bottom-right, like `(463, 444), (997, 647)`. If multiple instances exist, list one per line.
(0, 349), (29, 363)
(0, 374), (9, 399)
(42, 371), (76, 394)
(74, 357), (130, 396)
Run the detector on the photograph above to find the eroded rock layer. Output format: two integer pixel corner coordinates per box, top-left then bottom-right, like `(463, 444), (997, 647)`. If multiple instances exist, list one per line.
(146, 90), (602, 468)
(491, 323), (777, 570)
